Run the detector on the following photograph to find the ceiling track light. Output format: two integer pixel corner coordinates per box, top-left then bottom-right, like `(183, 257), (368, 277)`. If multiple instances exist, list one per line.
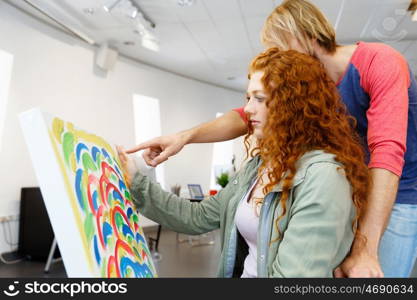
(103, 0), (159, 52)
(103, 0), (123, 12)
(103, 0), (155, 28)
(131, 8), (138, 19)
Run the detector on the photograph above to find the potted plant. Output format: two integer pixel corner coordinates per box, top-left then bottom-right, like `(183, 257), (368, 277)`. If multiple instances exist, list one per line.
(216, 172), (229, 188)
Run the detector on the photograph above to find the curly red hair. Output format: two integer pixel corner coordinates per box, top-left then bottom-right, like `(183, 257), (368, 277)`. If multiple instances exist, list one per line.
(245, 48), (369, 239)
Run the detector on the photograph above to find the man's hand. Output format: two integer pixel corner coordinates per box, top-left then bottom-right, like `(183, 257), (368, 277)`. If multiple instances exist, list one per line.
(334, 168), (399, 278)
(126, 132), (189, 167)
(334, 249), (384, 278)
(126, 110), (248, 167)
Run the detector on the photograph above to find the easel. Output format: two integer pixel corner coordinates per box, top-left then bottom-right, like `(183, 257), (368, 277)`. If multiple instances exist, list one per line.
(148, 225), (162, 261)
(44, 228), (162, 273)
(44, 237), (62, 273)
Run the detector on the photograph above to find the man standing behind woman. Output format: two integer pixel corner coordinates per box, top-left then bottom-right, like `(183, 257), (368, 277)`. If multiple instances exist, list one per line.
(120, 48), (369, 277)
(127, 0), (417, 277)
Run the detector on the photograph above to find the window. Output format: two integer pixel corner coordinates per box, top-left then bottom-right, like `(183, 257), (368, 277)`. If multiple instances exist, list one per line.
(132, 94), (165, 189)
(0, 49), (13, 153)
(210, 113), (234, 190)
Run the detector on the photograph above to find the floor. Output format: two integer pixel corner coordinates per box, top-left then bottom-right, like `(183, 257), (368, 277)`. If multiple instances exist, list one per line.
(0, 229), (221, 278)
(0, 228), (416, 278)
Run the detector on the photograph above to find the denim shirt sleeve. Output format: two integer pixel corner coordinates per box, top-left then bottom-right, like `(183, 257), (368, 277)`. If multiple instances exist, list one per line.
(269, 162), (355, 277)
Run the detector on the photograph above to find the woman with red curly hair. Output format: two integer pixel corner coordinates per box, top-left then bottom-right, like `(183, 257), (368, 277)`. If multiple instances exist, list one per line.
(118, 48), (369, 277)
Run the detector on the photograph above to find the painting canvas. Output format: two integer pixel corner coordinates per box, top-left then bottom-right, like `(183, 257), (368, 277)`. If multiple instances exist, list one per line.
(19, 108), (157, 278)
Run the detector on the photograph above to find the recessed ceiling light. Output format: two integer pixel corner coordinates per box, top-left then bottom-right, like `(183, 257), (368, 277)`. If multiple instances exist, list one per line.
(177, 0), (195, 7)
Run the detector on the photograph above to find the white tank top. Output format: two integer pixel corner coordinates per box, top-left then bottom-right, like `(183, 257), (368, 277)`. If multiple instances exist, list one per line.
(234, 180), (260, 278)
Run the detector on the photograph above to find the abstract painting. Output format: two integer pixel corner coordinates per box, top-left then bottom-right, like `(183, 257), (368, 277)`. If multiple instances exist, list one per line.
(20, 108), (157, 278)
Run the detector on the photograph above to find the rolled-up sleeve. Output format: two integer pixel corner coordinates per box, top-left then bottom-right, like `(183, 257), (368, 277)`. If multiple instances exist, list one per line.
(130, 172), (221, 235)
(363, 49), (409, 176)
(233, 107), (248, 123)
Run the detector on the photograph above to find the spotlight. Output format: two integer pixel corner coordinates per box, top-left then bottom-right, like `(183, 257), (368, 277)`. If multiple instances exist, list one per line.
(131, 8), (138, 19)
(103, 0), (122, 12)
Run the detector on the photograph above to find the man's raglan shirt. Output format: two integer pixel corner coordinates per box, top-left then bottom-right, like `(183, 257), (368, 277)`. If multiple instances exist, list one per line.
(235, 42), (417, 204)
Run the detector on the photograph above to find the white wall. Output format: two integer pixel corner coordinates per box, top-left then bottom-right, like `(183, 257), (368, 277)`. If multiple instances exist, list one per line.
(0, 49), (13, 155)
(0, 2), (244, 254)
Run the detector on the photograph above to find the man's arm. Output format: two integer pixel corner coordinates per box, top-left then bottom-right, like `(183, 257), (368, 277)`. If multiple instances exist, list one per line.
(334, 168), (399, 277)
(126, 110), (247, 166)
(334, 44), (409, 278)
(182, 109), (247, 144)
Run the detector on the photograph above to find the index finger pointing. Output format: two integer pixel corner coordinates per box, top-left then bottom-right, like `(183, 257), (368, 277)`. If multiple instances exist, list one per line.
(125, 140), (157, 154)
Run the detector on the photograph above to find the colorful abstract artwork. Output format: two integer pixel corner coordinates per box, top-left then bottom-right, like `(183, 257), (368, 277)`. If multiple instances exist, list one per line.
(20, 109), (157, 278)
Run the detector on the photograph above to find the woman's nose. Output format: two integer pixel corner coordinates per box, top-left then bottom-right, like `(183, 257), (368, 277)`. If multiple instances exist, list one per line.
(244, 99), (254, 115)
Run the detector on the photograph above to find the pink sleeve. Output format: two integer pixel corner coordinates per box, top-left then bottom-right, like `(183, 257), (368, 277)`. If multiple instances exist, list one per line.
(361, 48), (409, 176)
(233, 107), (248, 123)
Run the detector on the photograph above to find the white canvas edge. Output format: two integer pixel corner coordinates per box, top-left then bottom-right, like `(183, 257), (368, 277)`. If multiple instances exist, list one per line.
(19, 108), (94, 277)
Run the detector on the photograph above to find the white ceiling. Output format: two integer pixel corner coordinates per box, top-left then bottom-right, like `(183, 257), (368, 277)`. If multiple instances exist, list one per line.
(6, 0), (417, 92)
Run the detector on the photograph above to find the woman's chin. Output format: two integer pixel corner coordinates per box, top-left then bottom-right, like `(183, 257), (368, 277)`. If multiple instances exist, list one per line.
(253, 130), (264, 140)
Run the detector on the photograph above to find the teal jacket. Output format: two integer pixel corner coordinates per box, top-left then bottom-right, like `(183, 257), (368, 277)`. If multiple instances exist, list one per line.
(131, 150), (356, 277)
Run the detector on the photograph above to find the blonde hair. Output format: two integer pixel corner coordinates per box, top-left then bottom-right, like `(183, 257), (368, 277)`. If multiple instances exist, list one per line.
(261, 0), (339, 54)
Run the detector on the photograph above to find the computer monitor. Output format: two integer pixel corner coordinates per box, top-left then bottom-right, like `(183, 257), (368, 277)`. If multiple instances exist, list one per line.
(187, 184), (204, 201)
